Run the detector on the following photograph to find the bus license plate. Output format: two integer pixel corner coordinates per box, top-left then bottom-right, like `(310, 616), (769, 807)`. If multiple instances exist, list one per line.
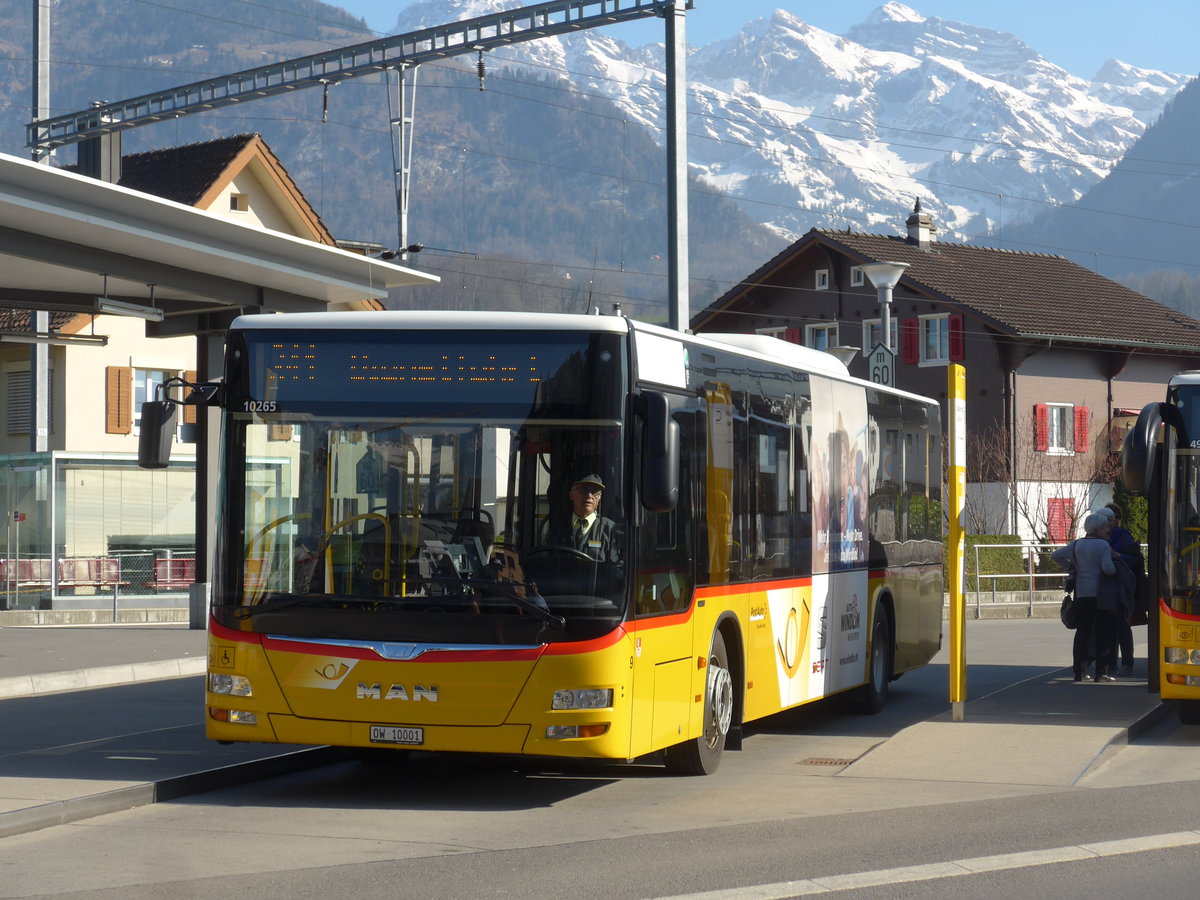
(369, 725), (424, 745)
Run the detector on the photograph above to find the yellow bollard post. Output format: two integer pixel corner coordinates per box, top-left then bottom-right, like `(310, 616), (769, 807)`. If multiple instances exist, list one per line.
(948, 363), (967, 721)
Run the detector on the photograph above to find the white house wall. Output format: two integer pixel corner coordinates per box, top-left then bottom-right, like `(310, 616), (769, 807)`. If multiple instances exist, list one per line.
(220, 161), (312, 237)
(62, 315), (196, 453)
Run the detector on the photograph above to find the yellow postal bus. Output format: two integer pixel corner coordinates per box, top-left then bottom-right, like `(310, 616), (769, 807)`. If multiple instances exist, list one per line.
(1125, 371), (1200, 724)
(142, 311), (943, 774)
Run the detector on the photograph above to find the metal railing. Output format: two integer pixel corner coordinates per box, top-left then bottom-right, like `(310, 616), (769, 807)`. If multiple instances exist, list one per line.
(0, 549), (195, 611)
(971, 542), (1069, 617)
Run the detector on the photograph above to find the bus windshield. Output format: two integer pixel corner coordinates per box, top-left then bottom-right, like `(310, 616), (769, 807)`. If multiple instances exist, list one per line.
(216, 329), (629, 645)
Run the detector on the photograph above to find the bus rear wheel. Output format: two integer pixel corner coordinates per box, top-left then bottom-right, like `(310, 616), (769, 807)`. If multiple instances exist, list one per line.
(664, 631), (733, 776)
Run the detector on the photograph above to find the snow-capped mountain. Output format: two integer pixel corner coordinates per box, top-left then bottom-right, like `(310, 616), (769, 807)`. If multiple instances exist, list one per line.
(392, 0), (1191, 243)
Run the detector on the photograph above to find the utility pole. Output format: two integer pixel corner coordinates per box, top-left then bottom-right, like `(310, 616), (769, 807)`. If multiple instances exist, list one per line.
(665, 0), (690, 333)
(30, 0), (51, 456)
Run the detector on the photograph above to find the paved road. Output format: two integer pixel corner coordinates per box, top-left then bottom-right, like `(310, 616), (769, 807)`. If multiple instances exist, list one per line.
(3, 618), (1192, 898)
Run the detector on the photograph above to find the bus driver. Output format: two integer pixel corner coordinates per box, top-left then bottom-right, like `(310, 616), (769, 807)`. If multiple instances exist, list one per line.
(549, 474), (620, 563)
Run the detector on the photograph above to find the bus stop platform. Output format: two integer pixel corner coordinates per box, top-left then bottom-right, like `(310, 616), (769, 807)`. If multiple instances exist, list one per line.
(0, 621), (1172, 839)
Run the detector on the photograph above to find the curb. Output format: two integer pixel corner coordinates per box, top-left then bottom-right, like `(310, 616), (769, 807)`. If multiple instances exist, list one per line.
(1126, 699), (1174, 742)
(0, 657), (207, 700)
(0, 747), (347, 840)
(1069, 699), (1172, 786)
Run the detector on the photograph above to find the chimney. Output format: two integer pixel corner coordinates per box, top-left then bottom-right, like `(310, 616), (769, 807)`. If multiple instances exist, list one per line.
(905, 198), (936, 249)
(77, 102), (122, 183)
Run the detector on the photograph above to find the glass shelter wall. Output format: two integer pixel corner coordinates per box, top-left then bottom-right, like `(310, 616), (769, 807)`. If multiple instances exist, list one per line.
(0, 453), (196, 609)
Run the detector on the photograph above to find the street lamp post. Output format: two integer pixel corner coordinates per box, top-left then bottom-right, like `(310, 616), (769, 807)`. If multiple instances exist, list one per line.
(860, 261), (910, 351)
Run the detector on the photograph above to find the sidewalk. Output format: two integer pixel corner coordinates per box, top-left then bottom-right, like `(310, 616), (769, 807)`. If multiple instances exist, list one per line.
(0, 620), (1169, 840)
(0, 622), (206, 698)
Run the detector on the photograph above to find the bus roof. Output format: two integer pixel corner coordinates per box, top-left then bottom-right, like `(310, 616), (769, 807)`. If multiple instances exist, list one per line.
(1169, 371), (1200, 388)
(230, 310), (631, 333)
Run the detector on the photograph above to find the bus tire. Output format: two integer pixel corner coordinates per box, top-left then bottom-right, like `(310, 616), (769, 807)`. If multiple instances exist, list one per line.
(663, 630), (734, 776)
(857, 604), (892, 714)
(1180, 700), (1200, 726)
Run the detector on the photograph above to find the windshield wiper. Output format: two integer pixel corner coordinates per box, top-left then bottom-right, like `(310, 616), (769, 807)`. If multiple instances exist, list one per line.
(233, 593), (406, 618)
(460, 577), (565, 630)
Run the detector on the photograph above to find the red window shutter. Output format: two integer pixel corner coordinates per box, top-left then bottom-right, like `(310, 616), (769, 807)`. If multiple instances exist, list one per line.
(901, 318), (919, 365)
(1073, 406), (1089, 453)
(1034, 404), (1049, 451)
(948, 314), (964, 361)
(784, 327), (802, 344)
(1048, 498), (1075, 543)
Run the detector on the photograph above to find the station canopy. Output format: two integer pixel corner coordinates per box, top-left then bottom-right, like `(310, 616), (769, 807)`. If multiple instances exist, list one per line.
(0, 152), (438, 339)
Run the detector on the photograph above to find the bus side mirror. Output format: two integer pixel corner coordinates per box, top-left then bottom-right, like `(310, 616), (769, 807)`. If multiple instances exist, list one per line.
(1122, 402), (1172, 496)
(138, 401), (177, 469)
(641, 390), (679, 513)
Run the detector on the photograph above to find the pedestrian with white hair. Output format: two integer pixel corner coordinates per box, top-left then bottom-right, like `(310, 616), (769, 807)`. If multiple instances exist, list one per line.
(1053, 512), (1118, 682)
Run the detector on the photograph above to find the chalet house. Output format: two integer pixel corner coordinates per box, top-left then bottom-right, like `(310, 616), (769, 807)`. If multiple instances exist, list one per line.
(0, 135), (411, 608)
(691, 203), (1200, 542)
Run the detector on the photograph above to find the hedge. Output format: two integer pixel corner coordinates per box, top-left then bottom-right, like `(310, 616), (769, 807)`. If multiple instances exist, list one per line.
(949, 534), (1028, 592)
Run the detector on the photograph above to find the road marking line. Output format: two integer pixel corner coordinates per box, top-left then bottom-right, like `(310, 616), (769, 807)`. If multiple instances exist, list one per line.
(650, 829), (1200, 899)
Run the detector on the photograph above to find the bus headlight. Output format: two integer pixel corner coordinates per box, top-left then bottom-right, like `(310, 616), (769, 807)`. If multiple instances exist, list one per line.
(552, 688), (613, 710)
(1164, 647), (1200, 665)
(209, 673), (253, 696)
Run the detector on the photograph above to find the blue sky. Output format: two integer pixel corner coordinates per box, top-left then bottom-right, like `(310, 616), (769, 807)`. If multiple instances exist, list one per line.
(336, 1), (1200, 79)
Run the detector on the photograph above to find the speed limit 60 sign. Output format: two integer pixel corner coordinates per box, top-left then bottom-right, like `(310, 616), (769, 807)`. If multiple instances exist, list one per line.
(869, 343), (895, 387)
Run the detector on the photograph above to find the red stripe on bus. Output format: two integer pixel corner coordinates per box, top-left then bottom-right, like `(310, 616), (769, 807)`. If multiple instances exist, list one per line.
(210, 616), (262, 644)
(542, 628), (629, 654)
(695, 576), (813, 598)
(1161, 598), (1200, 622)
(626, 609), (693, 632)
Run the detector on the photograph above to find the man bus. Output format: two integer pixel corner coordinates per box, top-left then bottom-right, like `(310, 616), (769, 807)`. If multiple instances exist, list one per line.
(141, 311), (943, 774)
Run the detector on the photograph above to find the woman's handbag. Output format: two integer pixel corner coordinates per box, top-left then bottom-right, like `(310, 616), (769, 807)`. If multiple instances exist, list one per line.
(1060, 593), (1078, 629)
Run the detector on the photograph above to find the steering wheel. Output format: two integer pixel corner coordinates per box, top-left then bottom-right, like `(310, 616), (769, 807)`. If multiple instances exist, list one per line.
(526, 545), (594, 562)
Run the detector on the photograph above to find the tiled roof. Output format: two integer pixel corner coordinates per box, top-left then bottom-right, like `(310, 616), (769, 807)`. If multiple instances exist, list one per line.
(111, 134), (259, 206)
(0, 310), (79, 332)
(696, 229), (1200, 351)
(60, 134), (259, 206)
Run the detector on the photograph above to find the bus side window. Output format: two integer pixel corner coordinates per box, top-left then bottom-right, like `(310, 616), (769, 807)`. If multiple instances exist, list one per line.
(636, 407), (699, 615)
(751, 397), (793, 578)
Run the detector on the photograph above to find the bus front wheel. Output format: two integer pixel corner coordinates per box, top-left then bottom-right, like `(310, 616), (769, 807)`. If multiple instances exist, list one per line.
(664, 631), (733, 776)
(856, 604), (892, 714)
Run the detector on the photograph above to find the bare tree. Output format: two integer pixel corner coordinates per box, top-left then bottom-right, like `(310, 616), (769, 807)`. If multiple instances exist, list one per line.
(964, 422), (1011, 534)
(1011, 408), (1115, 543)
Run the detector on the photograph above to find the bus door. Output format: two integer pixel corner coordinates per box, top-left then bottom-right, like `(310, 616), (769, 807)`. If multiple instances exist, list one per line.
(630, 396), (702, 756)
